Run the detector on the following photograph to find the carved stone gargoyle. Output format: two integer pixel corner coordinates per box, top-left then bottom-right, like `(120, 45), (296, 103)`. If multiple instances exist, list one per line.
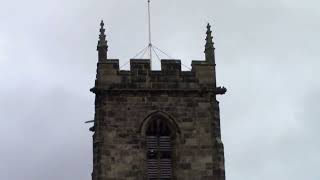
(216, 86), (227, 95)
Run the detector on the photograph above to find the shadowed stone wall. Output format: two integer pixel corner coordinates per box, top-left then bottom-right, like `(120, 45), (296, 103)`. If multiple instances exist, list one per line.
(90, 59), (226, 180)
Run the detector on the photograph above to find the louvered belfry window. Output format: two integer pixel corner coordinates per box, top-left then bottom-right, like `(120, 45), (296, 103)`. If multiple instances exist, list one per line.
(146, 119), (172, 180)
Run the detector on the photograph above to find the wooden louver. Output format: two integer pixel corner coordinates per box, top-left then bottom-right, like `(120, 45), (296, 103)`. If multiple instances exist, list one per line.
(146, 119), (172, 180)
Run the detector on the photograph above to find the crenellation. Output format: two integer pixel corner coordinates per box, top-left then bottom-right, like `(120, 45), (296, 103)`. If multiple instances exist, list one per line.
(161, 59), (181, 75)
(94, 59), (218, 92)
(191, 60), (216, 84)
(130, 59), (151, 76)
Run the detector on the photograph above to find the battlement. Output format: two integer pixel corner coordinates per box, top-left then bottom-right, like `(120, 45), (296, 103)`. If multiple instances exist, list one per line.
(91, 58), (227, 94)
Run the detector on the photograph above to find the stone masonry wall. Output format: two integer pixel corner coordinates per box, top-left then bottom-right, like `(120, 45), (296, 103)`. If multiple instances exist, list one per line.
(91, 59), (225, 180)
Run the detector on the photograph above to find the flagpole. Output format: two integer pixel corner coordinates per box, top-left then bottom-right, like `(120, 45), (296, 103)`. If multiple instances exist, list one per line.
(147, 0), (152, 63)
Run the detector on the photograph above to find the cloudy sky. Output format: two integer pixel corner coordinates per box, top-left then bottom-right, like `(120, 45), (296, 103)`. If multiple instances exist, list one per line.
(0, 0), (319, 179)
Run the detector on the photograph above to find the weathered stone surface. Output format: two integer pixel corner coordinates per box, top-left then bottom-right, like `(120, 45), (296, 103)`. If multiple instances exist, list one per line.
(90, 58), (226, 180)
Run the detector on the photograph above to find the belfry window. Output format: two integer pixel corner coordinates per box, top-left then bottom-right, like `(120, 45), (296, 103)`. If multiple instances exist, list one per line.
(146, 119), (173, 180)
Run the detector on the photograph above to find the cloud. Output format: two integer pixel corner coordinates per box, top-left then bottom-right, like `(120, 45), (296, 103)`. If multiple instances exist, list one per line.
(0, 0), (319, 179)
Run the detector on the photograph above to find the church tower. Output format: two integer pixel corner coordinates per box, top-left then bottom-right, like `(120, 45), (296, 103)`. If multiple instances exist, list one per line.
(90, 21), (227, 180)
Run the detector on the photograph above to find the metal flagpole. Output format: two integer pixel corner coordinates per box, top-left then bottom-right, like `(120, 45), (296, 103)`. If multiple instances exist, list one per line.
(127, 0), (181, 69)
(147, 0), (153, 63)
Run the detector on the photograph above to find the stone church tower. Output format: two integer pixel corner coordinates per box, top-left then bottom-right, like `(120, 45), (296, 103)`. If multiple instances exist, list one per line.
(90, 21), (227, 180)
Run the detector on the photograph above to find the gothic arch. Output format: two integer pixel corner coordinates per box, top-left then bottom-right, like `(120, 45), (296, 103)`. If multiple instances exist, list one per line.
(138, 111), (181, 138)
(140, 111), (180, 179)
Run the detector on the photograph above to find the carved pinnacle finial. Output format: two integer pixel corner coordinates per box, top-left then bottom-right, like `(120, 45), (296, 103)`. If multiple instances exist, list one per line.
(204, 23), (215, 64)
(207, 23), (211, 32)
(100, 20), (104, 28)
(97, 20), (107, 48)
(205, 23), (214, 49)
(97, 20), (108, 61)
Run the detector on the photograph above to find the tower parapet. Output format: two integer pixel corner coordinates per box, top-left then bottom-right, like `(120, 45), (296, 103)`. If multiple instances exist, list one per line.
(92, 22), (226, 96)
(91, 58), (226, 95)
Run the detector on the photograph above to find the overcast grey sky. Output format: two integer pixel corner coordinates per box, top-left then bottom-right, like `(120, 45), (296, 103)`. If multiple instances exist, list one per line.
(0, 0), (319, 179)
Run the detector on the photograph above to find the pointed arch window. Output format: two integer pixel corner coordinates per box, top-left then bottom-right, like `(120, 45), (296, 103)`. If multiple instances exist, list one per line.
(146, 118), (173, 180)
